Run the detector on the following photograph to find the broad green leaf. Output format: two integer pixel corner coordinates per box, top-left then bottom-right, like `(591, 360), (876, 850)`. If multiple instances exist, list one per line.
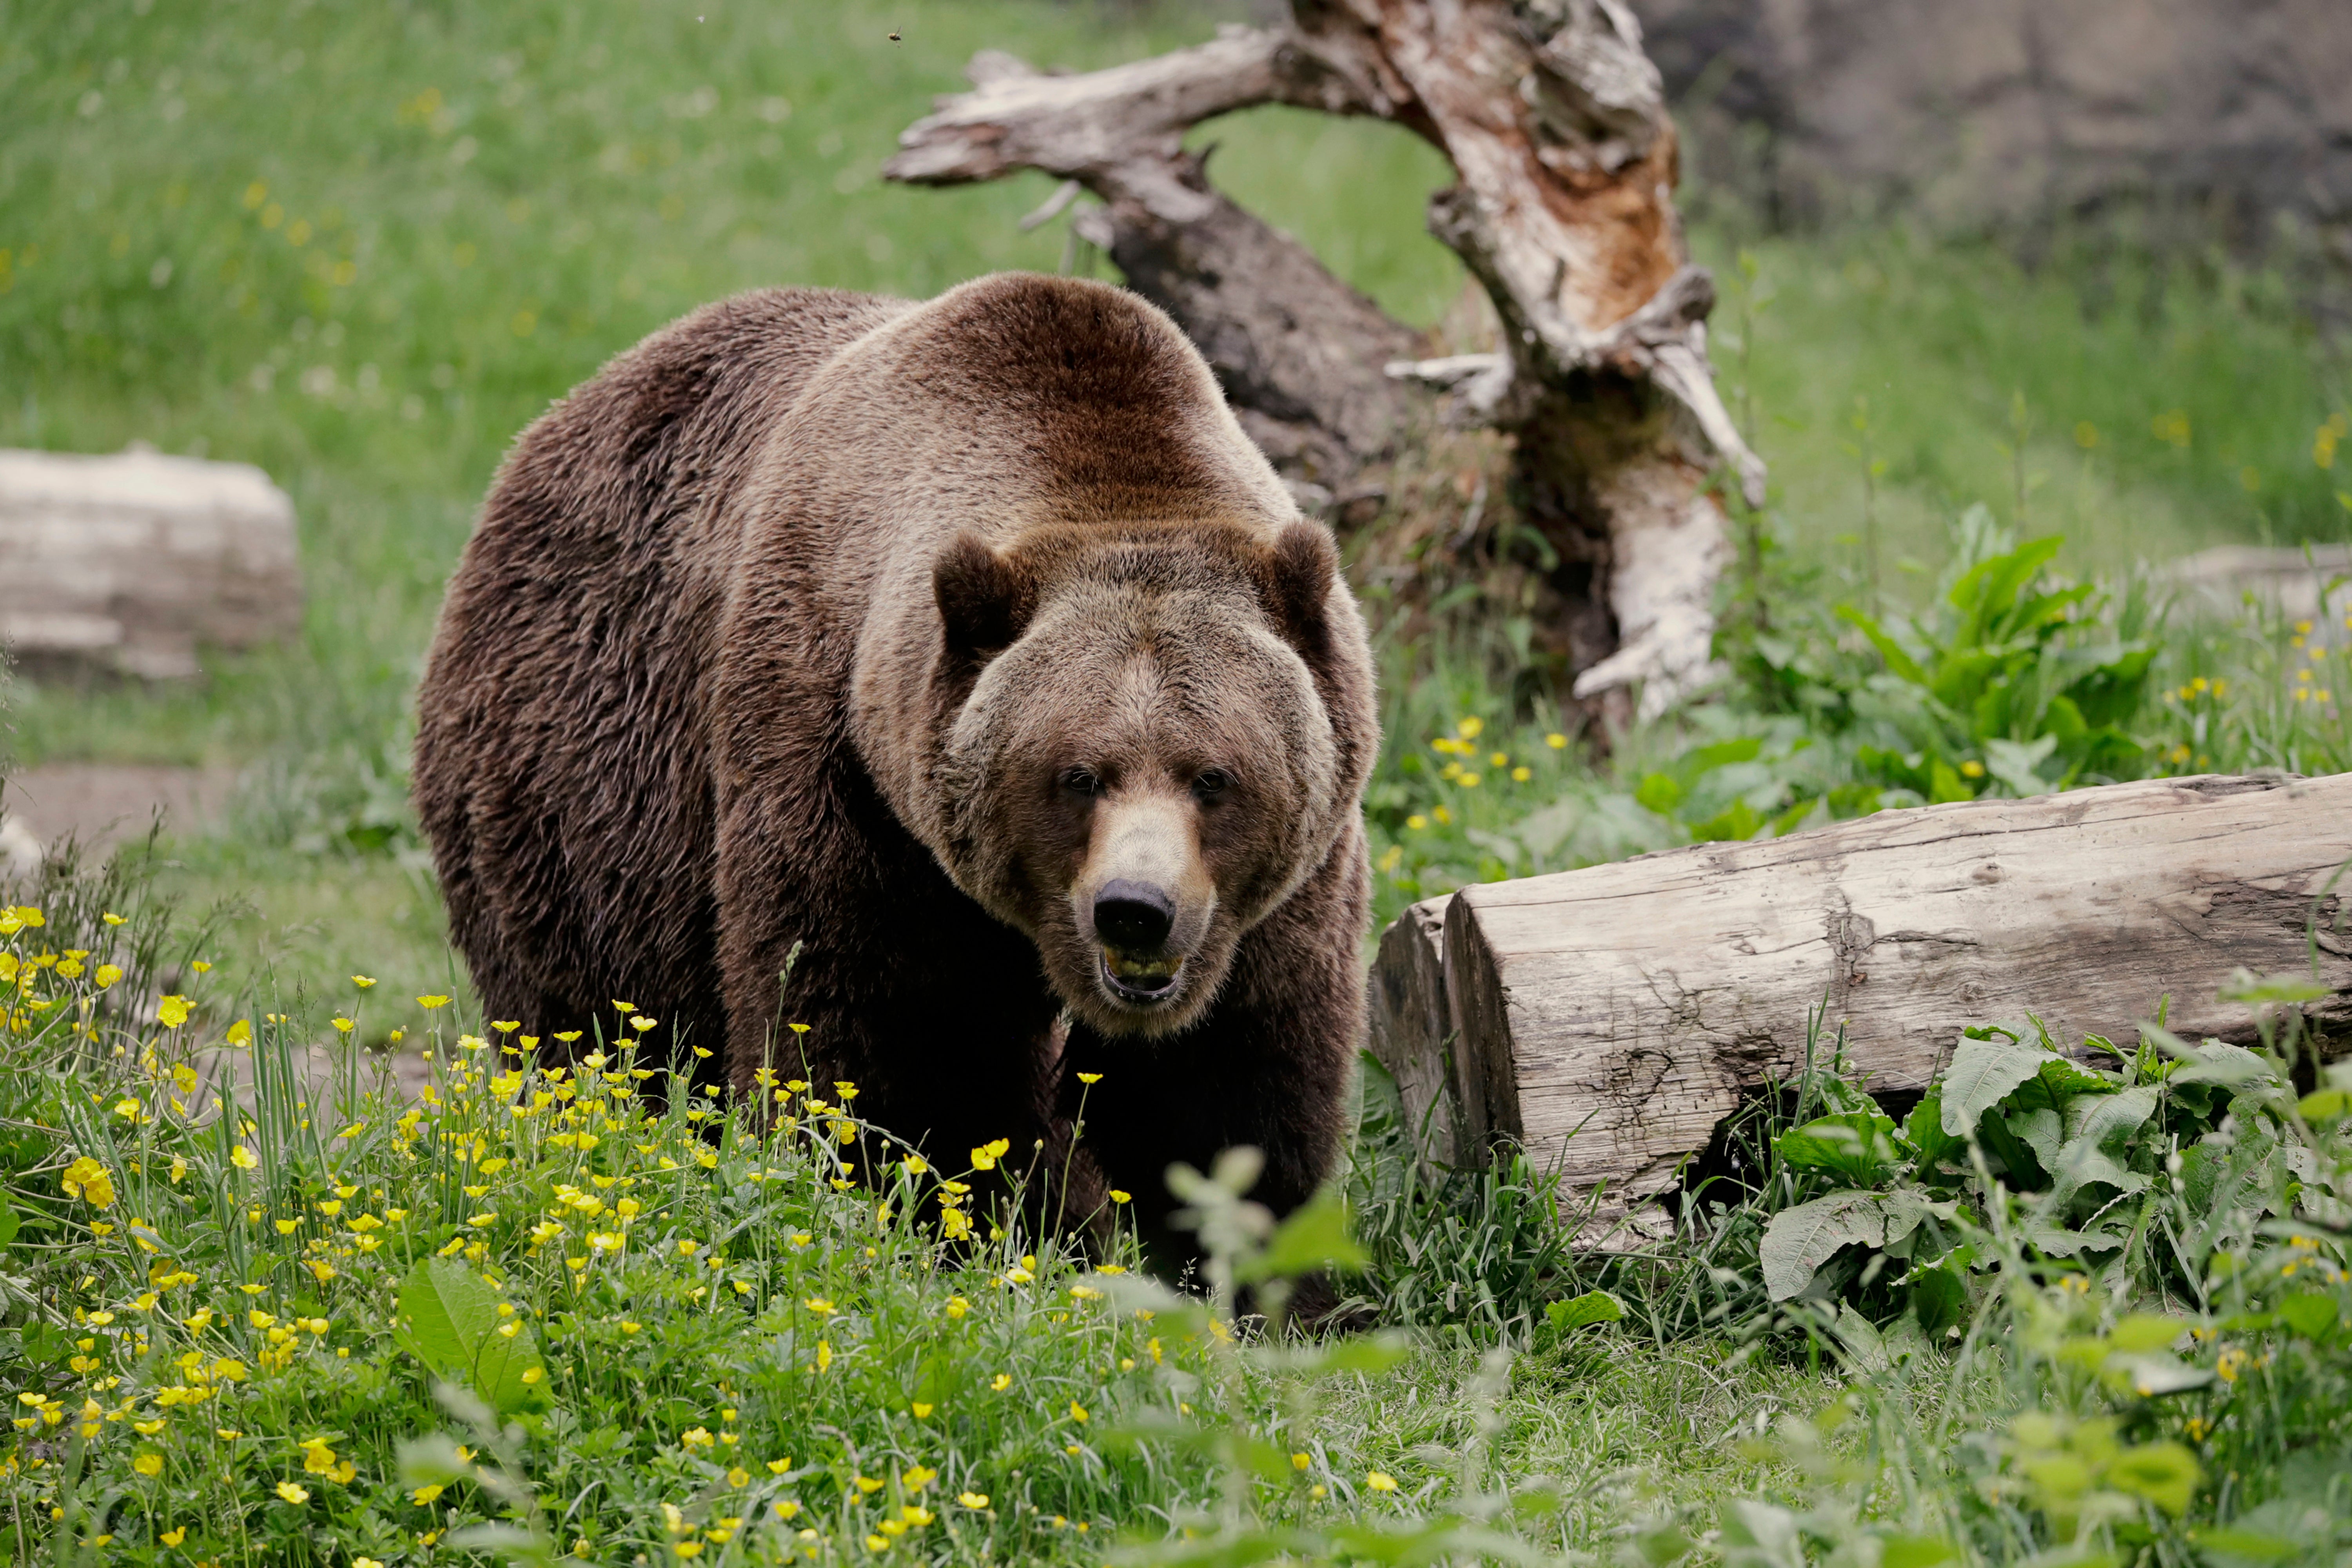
(1984, 734), (2058, 798)
(1633, 772), (1682, 815)
(2066, 1085), (2158, 1150)
(1775, 1112), (1903, 1188)
(396, 1256), (545, 1417)
(2190, 1529), (2303, 1564)
(1760, 1191), (1885, 1301)
(2167, 1042), (2272, 1089)
(1878, 1535), (1956, 1568)
(1904, 1094), (1964, 1166)
(1235, 1190), (1366, 1283)
(2026, 1056), (2118, 1106)
(2106, 1313), (2185, 1353)
(2275, 1292), (2340, 1340)
(1940, 1033), (2050, 1137)
(1544, 1290), (1625, 1333)
(1909, 1263), (1969, 1336)
(2009, 1107), (2064, 1171)
(2023, 1223), (2128, 1258)
(0, 1192), (18, 1252)
(2104, 1439), (2200, 1516)
(2296, 1086), (2352, 1125)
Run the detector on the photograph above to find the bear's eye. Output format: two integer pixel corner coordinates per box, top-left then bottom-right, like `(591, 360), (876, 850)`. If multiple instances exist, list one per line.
(1192, 768), (1232, 800)
(1060, 767), (1103, 798)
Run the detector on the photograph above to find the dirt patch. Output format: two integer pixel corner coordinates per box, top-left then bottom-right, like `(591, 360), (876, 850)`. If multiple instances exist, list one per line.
(1, 762), (241, 854)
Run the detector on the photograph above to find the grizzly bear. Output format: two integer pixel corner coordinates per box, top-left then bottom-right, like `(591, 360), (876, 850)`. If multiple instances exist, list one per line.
(413, 273), (1378, 1262)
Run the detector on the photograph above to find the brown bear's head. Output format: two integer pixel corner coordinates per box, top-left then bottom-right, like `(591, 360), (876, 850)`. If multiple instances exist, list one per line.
(927, 516), (1366, 1038)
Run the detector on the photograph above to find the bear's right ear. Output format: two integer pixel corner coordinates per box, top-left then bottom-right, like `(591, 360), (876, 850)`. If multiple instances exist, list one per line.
(934, 532), (1035, 661)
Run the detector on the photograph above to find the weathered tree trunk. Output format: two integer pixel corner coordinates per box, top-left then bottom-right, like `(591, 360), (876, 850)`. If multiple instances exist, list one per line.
(1369, 774), (2352, 1241)
(886, 1), (1764, 718)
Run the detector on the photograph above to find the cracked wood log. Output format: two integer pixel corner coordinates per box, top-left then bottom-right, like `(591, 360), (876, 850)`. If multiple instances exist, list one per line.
(886, 1), (1765, 719)
(1367, 773), (2352, 1241)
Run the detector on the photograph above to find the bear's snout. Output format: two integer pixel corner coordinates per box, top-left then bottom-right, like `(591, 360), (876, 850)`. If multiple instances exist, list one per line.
(1093, 880), (1174, 953)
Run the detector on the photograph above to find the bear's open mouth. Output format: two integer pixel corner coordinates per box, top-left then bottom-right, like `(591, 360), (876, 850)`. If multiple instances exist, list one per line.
(1100, 946), (1184, 1002)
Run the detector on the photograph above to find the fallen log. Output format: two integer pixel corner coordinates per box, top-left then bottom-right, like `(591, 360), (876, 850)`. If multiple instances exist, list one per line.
(1367, 773), (2352, 1240)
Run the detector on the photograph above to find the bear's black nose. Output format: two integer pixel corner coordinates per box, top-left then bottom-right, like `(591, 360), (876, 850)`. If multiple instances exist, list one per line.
(1094, 880), (1174, 952)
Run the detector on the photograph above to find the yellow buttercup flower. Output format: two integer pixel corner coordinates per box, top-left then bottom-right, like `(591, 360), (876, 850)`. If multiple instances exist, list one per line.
(62, 1156), (116, 1209)
(156, 995), (191, 1029)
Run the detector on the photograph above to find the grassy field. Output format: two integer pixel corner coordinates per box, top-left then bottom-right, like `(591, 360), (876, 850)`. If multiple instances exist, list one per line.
(3, 4), (2351, 1564)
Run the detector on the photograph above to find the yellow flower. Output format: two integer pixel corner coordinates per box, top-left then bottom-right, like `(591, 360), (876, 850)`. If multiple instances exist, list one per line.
(230, 1144), (258, 1171)
(94, 964), (123, 989)
(958, 1492), (989, 1509)
(773, 1499), (801, 1520)
(1108, 1189), (1131, 1205)
(1292, 1452), (1311, 1470)
(352, 975), (376, 988)
(412, 1483), (445, 1505)
(1366, 1471), (1398, 1493)
(903, 1465), (937, 1488)
(990, 1373), (1011, 1392)
(1405, 814), (1428, 830)
(225, 1018), (252, 1047)
(854, 1475), (884, 1494)
(1511, 766), (1531, 782)
(911, 1401), (933, 1418)
(332, 1017), (355, 1034)
(275, 1481), (309, 1504)
(62, 1156), (116, 1209)
(969, 1138), (1010, 1171)
(1456, 715), (1483, 739)
(417, 995), (450, 1009)
(674, 1544), (704, 1559)
(133, 1451), (163, 1477)
(726, 1466), (750, 1487)
(1546, 732), (1568, 749)
(803, 1297), (835, 1316)
(1076, 1071), (1102, 1084)
(160, 1528), (186, 1546)
(157, 995), (191, 1028)
(1069, 1401), (1088, 1423)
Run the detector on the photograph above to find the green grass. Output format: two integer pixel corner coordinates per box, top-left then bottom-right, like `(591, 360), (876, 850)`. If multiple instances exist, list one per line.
(3, 856), (2346, 1567)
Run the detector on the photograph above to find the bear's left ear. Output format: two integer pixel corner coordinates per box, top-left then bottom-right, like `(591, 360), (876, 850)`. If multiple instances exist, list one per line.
(1254, 520), (1338, 654)
(934, 532), (1036, 662)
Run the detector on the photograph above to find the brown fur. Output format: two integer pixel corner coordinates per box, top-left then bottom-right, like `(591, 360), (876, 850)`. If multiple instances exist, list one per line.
(414, 274), (1378, 1260)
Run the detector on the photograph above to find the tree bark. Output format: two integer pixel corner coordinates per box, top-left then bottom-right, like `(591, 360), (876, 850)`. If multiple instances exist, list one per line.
(1368, 773), (2352, 1241)
(886, 1), (1765, 717)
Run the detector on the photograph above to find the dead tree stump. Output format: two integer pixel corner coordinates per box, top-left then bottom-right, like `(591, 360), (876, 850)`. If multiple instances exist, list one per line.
(886, 1), (1764, 720)
(1369, 774), (2352, 1240)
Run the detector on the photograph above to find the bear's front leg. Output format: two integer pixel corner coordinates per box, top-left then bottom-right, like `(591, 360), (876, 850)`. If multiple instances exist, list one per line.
(715, 759), (1079, 1232)
(1059, 822), (1370, 1275)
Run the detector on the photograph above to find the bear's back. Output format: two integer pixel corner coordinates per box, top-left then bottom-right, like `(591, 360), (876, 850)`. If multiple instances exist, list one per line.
(414, 286), (912, 1050)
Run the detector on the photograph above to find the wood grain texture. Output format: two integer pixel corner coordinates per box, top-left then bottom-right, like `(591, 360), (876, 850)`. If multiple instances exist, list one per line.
(1372, 774), (2352, 1231)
